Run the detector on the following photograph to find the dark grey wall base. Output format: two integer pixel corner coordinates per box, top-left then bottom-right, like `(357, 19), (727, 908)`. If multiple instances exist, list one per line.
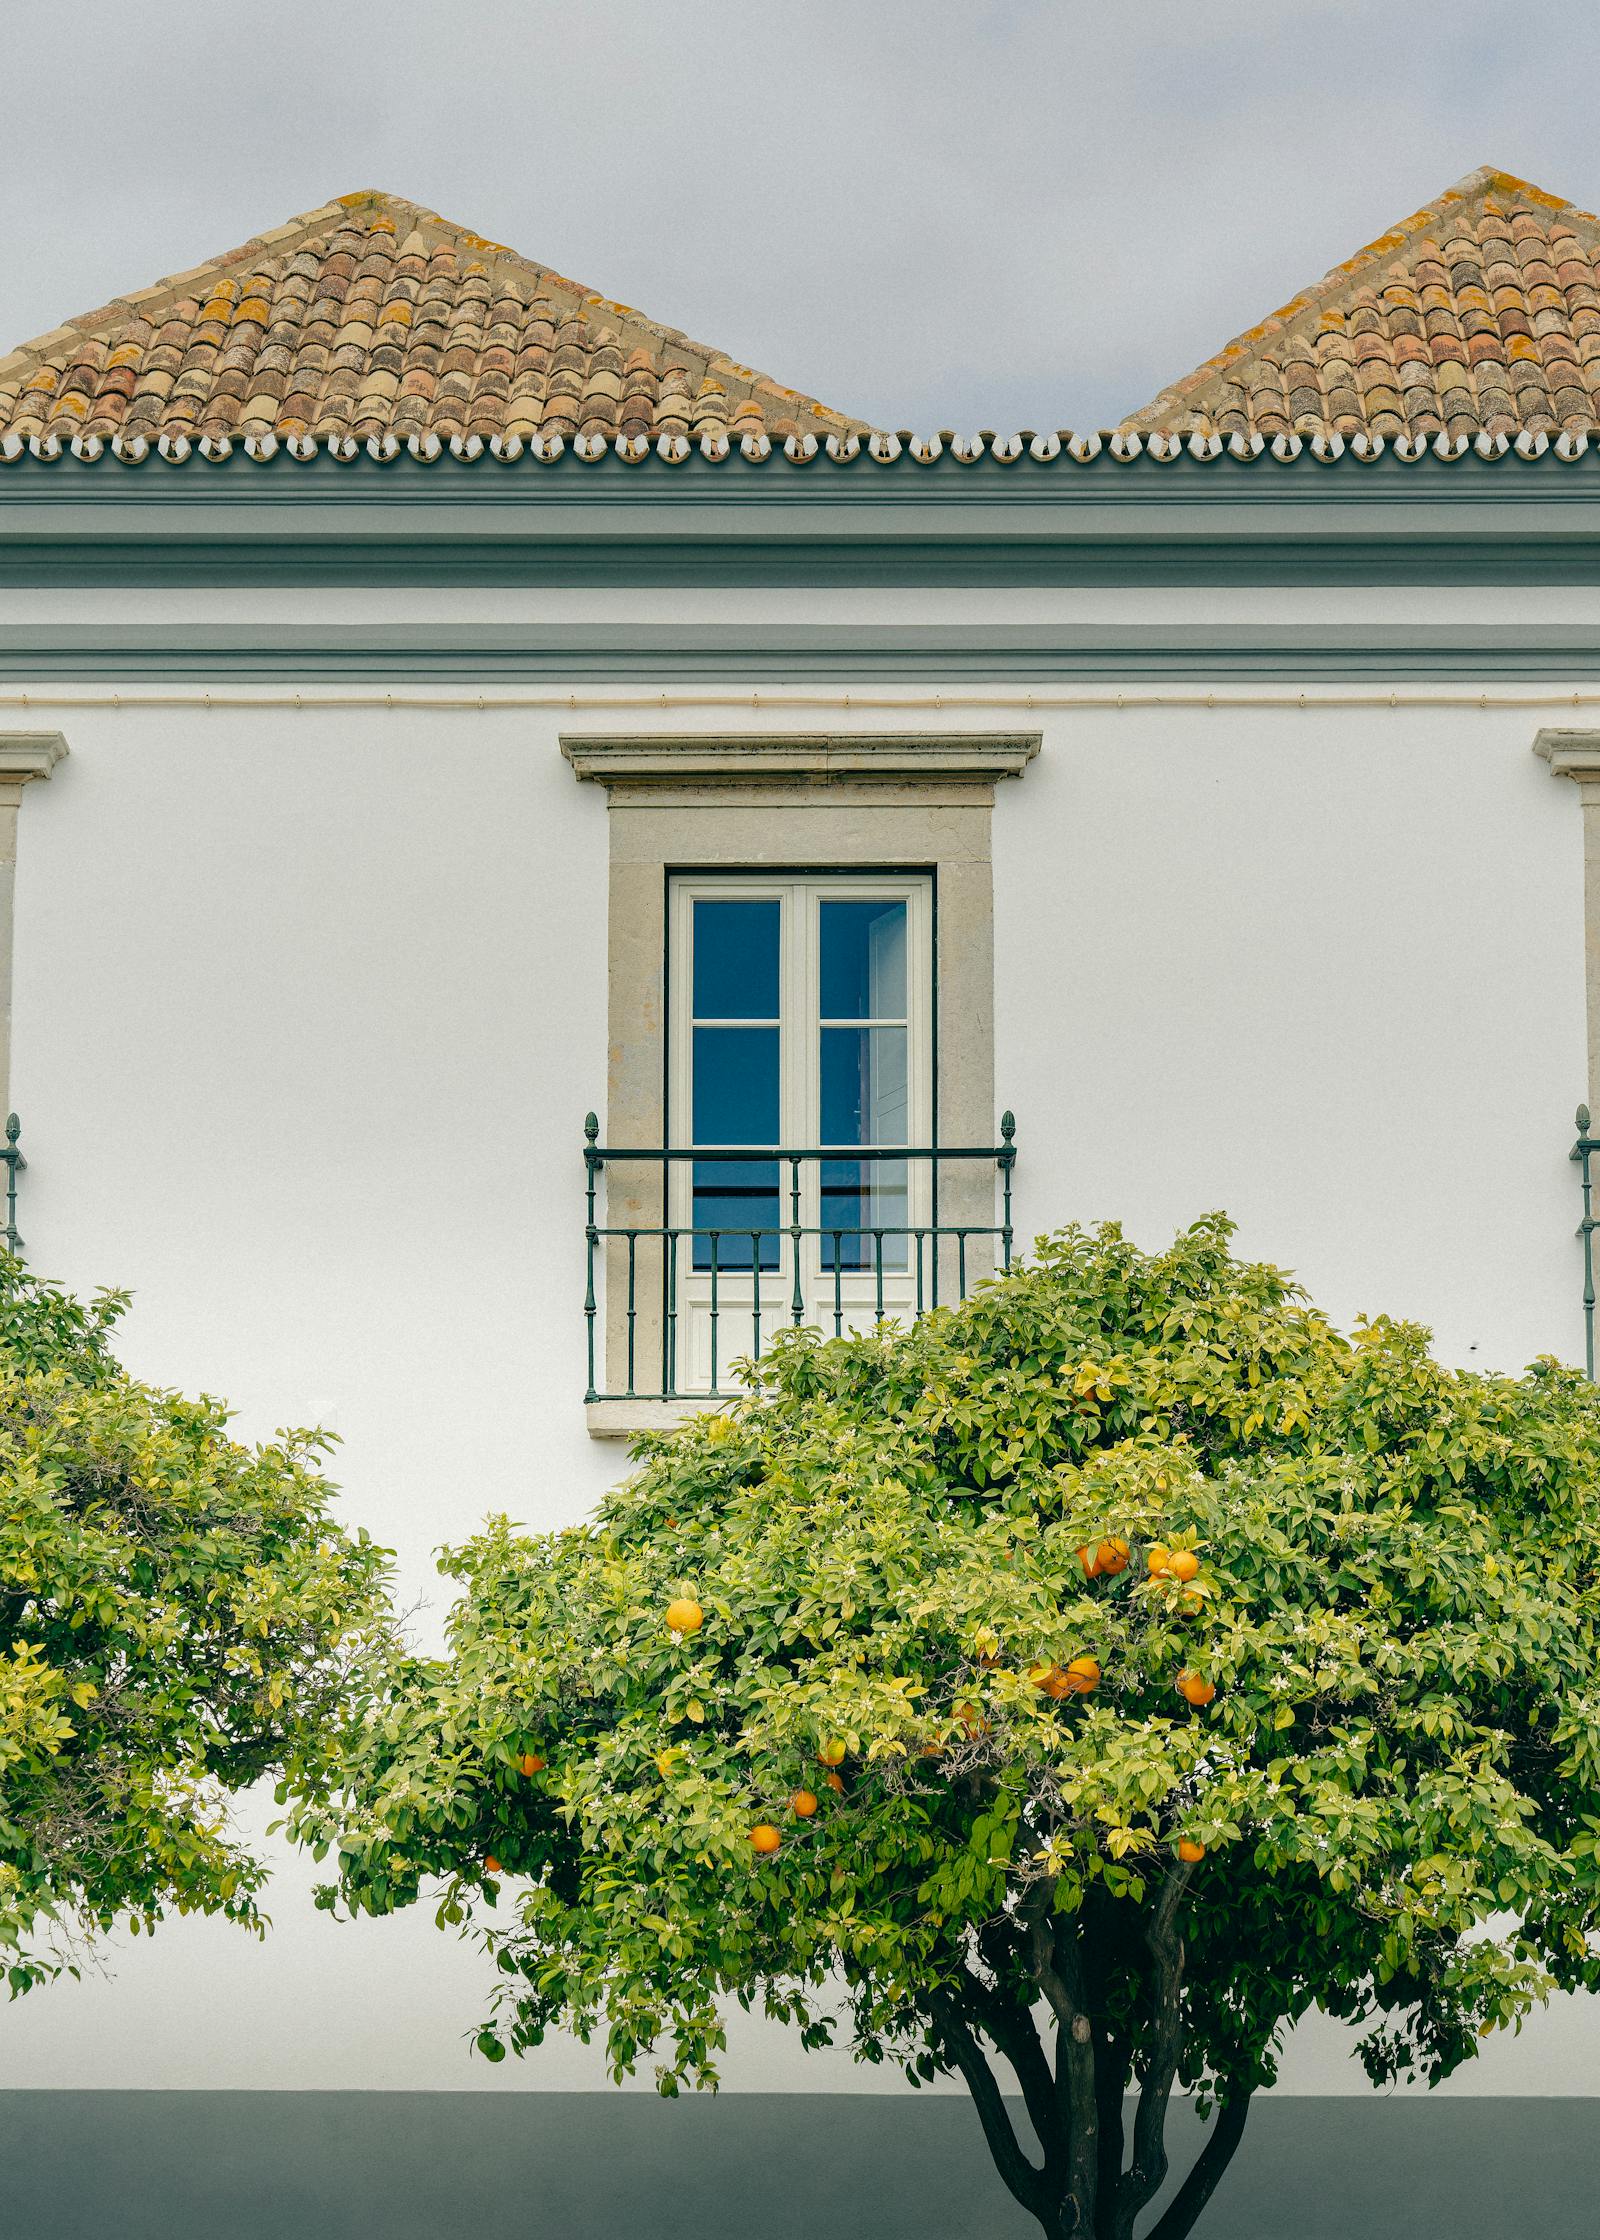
(0, 2091), (1592, 2240)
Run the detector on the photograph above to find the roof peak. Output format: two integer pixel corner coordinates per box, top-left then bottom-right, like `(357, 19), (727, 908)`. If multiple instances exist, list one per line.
(0, 190), (865, 445)
(1129, 166), (1600, 436)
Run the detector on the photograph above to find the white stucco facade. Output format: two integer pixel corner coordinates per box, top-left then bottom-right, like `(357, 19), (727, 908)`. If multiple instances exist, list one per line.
(0, 639), (1592, 2095)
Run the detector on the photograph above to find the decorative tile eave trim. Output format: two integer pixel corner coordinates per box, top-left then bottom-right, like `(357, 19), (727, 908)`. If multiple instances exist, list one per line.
(561, 732), (1041, 796)
(2, 428), (1598, 472)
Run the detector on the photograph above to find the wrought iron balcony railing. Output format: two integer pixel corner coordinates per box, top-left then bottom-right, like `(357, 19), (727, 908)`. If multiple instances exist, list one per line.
(583, 1114), (1016, 1404)
(1, 1114), (23, 1253)
(1574, 1104), (1598, 1375)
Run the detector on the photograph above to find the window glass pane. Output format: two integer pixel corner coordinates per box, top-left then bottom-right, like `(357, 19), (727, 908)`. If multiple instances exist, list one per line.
(821, 1025), (908, 1147)
(693, 899), (780, 1020)
(691, 1022), (779, 1271)
(693, 1025), (779, 1143)
(820, 1157), (909, 1273)
(693, 1161), (780, 1271)
(819, 899), (907, 1020)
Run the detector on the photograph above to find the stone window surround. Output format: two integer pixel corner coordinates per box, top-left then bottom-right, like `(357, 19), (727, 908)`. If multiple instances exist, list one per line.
(561, 733), (1040, 1440)
(0, 734), (67, 1127)
(1535, 729), (1600, 1111)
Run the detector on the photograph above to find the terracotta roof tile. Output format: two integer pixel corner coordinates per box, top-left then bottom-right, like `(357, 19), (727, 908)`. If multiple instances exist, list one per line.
(0, 189), (865, 446)
(1129, 167), (1600, 437)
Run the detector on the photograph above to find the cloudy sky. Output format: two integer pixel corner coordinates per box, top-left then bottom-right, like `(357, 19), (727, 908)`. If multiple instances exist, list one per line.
(3, 0), (1598, 434)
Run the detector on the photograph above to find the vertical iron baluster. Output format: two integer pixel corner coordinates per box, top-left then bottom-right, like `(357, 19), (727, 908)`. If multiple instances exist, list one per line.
(582, 1113), (599, 1401)
(662, 1147), (673, 1398)
(832, 1234), (843, 1335)
(957, 1229), (968, 1300)
(873, 1227), (885, 1324)
(1578, 1105), (1596, 1380)
(626, 1232), (638, 1397)
(751, 1234), (762, 1363)
(710, 1228), (721, 1395)
(999, 1110), (1015, 1272)
(789, 1156), (804, 1325)
(915, 1228), (925, 1316)
(665, 1229), (678, 1398)
(930, 1148), (941, 1310)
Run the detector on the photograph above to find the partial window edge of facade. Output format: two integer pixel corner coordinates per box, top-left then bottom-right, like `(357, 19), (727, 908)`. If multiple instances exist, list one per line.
(562, 733), (1039, 1440)
(0, 732), (68, 1130)
(1535, 728), (1600, 1110)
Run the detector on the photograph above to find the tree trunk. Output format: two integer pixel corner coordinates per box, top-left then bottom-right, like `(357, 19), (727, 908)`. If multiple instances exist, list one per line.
(1143, 2089), (1252, 2240)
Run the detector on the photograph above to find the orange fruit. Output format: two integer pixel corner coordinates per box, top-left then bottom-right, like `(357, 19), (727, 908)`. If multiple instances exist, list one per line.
(1077, 1545), (1100, 1580)
(666, 1597), (704, 1634)
(823, 1770), (845, 1794)
(1176, 1670), (1215, 1708)
(1064, 1656), (1102, 1695)
(1027, 1660), (1057, 1688)
(1167, 1551), (1200, 1583)
(517, 1752), (545, 1777)
(955, 1700), (990, 1735)
(817, 1739), (847, 1767)
(750, 1823), (782, 1855)
(790, 1790), (819, 1818)
(1147, 1544), (1171, 1576)
(1176, 1838), (1206, 1865)
(1041, 1667), (1074, 1699)
(1096, 1538), (1130, 1577)
(655, 1750), (679, 1779)
(484, 1855), (503, 1875)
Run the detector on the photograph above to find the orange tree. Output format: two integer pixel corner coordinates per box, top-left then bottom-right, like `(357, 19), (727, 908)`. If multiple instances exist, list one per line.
(293, 1219), (1600, 2240)
(0, 1259), (392, 1997)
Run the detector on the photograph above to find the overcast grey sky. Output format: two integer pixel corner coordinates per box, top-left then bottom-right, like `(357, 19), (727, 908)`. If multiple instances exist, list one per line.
(3, 0), (1598, 433)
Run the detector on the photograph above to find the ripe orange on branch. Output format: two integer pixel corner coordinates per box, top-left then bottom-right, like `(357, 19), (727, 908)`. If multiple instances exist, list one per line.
(1064, 1656), (1102, 1695)
(1167, 1551), (1200, 1583)
(1177, 1838), (1206, 1864)
(790, 1790), (819, 1818)
(516, 1752), (545, 1776)
(1096, 1538), (1130, 1576)
(1176, 1670), (1216, 1707)
(817, 1739), (847, 1767)
(665, 1597), (704, 1634)
(750, 1823), (782, 1855)
(1146, 1544), (1172, 1576)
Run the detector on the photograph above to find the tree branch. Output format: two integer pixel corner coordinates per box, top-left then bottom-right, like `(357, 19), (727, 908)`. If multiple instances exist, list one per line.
(1022, 1885), (1100, 2232)
(1142, 2087), (1251, 2240)
(1081, 1890), (1130, 2240)
(960, 1948), (1062, 2172)
(1110, 1861), (1194, 2240)
(932, 1993), (1047, 2223)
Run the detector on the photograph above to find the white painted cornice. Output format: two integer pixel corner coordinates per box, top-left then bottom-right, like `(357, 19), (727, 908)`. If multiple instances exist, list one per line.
(1534, 728), (1600, 780)
(0, 732), (67, 784)
(560, 732), (1040, 793)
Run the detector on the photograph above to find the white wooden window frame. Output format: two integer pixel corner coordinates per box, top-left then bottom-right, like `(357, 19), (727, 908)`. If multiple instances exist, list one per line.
(667, 871), (934, 1384)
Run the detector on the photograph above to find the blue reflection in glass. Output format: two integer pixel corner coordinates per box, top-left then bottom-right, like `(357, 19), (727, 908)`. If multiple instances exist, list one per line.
(693, 1026), (778, 1144)
(819, 1023), (908, 1273)
(821, 1026), (908, 1147)
(692, 1023), (779, 1270)
(819, 899), (907, 1020)
(693, 899), (780, 1020)
(821, 1157), (909, 1272)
